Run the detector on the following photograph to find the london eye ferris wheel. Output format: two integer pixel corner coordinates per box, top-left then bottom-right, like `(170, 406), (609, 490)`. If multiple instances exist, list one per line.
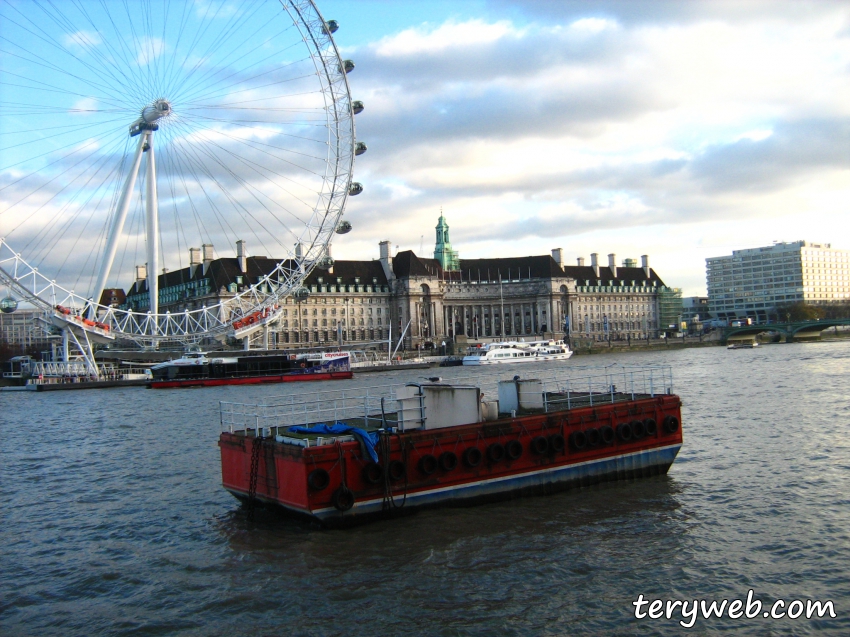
(0, 0), (363, 357)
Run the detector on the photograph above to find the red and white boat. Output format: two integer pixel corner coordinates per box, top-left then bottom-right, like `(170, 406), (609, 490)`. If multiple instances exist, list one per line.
(218, 365), (682, 526)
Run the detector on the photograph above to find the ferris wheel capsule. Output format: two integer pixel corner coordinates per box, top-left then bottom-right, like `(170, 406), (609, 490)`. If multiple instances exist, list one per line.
(0, 297), (17, 313)
(352, 101), (365, 114)
(349, 182), (363, 196)
(336, 221), (353, 234)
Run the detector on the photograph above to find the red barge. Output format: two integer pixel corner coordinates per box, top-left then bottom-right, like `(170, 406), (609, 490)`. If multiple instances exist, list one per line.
(150, 351), (351, 388)
(218, 365), (682, 526)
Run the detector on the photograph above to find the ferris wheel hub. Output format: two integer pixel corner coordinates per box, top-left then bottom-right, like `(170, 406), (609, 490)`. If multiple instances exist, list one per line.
(130, 99), (172, 136)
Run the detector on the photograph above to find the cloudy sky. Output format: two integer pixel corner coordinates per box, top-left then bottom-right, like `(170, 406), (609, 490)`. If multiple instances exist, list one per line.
(1, 0), (848, 300)
(322, 0), (850, 295)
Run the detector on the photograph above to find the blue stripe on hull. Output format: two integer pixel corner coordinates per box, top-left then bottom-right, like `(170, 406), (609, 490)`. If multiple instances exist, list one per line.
(311, 443), (682, 525)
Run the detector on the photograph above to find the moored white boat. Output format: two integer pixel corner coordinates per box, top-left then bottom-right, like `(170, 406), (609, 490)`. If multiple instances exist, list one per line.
(462, 340), (573, 365)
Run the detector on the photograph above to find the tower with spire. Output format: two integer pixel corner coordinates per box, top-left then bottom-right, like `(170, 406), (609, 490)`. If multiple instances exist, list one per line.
(433, 210), (460, 270)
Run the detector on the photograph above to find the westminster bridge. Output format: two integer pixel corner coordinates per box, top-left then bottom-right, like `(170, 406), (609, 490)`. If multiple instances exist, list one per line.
(723, 318), (850, 343)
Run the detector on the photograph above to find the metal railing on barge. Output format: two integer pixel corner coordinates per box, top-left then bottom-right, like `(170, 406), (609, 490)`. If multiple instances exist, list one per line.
(219, 365), (674, 439)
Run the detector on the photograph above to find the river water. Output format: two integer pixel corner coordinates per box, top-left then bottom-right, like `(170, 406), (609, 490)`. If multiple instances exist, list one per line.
(1, 341), (848, 636)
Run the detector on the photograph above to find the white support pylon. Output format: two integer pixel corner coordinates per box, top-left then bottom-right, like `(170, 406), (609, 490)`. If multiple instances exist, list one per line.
(145, 133), (159, 323)
(92, 134), (147, 308)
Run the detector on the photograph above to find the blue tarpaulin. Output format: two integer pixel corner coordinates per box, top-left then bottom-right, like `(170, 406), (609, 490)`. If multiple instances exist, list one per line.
(287, 423), (379, 463)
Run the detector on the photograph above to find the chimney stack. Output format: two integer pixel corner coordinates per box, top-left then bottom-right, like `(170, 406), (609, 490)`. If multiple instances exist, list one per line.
(590, 253), (600, 278)
(236, 239), (247, 273)
(551, 248), (563, 266)
(202, 243), (214, 275)
(577, 257), (585, 267)
(135, 264), (147, 282)
(379, 240), (394, 281)
(189, 247), (201, 278)
(641, 254), (650, 278)
(608, 253), (617, 278)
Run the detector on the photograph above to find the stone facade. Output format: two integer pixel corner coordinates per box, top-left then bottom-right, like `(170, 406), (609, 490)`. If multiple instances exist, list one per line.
(120, 218), (675, 349)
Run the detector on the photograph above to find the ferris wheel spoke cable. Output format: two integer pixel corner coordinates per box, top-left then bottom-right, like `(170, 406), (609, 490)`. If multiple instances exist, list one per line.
(182, 120), (326, 196)
(180, 117), (329, 163)
(165, 132), (259, 255)
(164, 0), (255, 95)
(39, 0), (139, 88)
(0, 44), (135, 106)
(177, 41), (306, 105)
(167, 2), (287, 101)
(175, 123), (311, 240)
(24, 134), (128, 268)
(0, 116), (128, 154)
(162, 140), (221, 249)
(160, 147), (214, 249)
(1, 129), (126, 225)
(0, 75), (130, 111)
(18, 2), (148, 107)
(170, 129), (287, 259)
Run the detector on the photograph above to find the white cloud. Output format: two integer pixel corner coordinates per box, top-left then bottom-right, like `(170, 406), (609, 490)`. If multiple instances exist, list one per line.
(136, 37), (166, 66)
(340, 5), (850, 297)
(373, 19), (520, 57)
(63, 30), (101, 48)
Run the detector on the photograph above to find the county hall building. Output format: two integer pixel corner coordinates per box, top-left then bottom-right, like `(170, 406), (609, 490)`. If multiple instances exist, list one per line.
(121, 215), (680, 350)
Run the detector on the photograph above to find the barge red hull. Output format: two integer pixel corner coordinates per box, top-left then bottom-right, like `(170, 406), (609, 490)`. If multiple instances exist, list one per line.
(219, 394), (683, 526)
(151, 370), (352, 388)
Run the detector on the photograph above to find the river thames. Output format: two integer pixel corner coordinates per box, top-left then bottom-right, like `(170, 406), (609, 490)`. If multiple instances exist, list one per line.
(1, 340), (848, 636)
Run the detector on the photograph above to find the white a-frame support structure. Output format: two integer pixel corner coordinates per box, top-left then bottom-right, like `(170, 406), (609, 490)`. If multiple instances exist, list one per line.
(93, 100), (170, 325)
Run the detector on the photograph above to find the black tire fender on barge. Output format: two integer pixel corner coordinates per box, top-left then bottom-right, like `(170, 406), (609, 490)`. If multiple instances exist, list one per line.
(569, 431), (586, 451)
(362, 462), (383, 485)
(332, 485), (355, 512)
(617, 422), (633, 442)
(643, 418), (657, 436)
(531, 436), (550, 455)
(505, 439), (523, 460)
(663, 415), (680, 434)
(487, 443), (505, 463)
(599, 425), (615, 445)
(631, 419), (645, 440)
(585, 427), (600, 447)
(308, 468), (330, 491)
(387, 460), (406, 482)
(463, 447), (483, 468)
(418, 454), (438, 476)
(549, 434), (566, 454)
(439, 451), (458, 472)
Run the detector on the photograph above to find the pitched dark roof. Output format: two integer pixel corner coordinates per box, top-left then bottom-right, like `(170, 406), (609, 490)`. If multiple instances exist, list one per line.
(562, 265), (666, 287)
(129, 256), (388, 296)
(304, 260), (388, 285)
(392, 250), (441, 278)
(456, 255), (565, 281)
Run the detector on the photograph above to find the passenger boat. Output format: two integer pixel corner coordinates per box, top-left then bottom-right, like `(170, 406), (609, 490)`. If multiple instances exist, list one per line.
(150, 351), (351, 388)
(462, 339), (573, 365)
(727, 342), (759, 350)
(218, 365), (682, 526)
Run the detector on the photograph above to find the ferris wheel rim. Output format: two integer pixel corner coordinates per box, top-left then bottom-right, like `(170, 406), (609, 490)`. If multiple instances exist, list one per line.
(0, 0), (357, 344)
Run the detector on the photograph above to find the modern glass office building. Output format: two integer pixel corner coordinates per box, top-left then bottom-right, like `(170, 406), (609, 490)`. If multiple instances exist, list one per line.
(706, 241), (850, 321)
